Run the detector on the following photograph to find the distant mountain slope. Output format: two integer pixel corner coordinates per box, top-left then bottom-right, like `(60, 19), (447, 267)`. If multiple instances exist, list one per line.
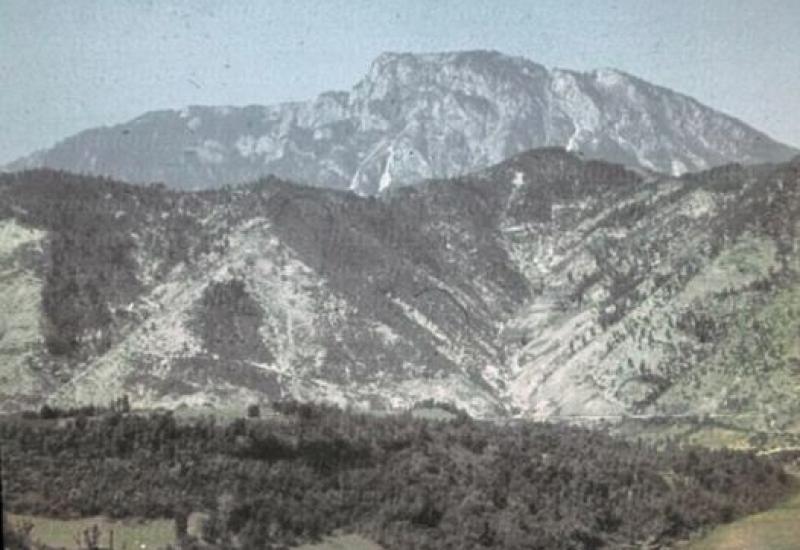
(1, 150), (799, 435)
(5, 50), (796, 193)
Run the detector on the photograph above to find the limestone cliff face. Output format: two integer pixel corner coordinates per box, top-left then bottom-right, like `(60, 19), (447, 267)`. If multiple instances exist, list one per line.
(7, 51), (796, 194)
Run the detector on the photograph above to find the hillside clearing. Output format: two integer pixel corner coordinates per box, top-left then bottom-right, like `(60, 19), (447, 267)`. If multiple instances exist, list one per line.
(7, 514), (175, 550)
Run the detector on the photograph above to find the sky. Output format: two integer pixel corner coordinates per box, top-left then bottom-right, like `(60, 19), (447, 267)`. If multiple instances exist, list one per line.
(1, 0), (799, 164)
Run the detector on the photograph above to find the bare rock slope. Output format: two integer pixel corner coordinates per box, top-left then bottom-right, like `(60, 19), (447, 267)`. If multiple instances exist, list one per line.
(6, 51), (796, 194)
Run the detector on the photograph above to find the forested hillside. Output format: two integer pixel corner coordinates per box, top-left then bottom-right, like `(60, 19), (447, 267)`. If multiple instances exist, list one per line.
(1, 149), (799, 437)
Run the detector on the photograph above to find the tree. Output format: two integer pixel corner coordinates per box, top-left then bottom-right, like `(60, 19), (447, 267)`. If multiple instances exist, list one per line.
(75, 524), (101, 550)
(39, 403), (58, 419)
(247, 404), (261, 418)
(175, 504), (189, 544)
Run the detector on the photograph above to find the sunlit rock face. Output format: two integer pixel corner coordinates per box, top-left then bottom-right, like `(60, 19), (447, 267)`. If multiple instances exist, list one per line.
(6, 51), (796, 193)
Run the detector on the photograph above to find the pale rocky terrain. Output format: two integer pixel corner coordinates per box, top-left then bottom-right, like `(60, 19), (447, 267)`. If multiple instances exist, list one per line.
(5, 51), (796, 194)
(1, 149), (799, 436)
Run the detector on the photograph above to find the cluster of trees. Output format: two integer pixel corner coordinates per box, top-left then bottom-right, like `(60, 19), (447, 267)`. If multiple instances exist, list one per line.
(32, 397), (131, 421)
(1, 402), (791, 549)
(193, 279), (273, 362)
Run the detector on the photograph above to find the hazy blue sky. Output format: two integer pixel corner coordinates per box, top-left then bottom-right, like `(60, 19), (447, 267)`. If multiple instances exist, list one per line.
(2, 0), (799, 163)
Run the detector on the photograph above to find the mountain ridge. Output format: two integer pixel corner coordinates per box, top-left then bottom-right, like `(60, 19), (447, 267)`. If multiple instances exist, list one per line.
(1, 148), (799, 442)
(5, 50), (797, 194)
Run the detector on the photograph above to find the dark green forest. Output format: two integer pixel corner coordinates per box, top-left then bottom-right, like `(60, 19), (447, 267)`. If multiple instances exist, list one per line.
(1, 403), (792, 549)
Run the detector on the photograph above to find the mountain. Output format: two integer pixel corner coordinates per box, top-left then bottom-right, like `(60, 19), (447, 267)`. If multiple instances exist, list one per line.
(2, 149), (799, 443)
(6, 51), (797, 194)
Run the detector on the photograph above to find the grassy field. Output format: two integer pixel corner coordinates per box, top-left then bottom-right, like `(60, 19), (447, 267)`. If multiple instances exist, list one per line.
(684, 477), (800, 550)
(6, 513), (383, 550)
(7, 514), (175, 550)
(293, 533), (384, 550)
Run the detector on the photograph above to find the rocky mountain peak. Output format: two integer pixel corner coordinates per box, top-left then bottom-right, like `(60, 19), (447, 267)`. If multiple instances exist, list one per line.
(5, 50), (797, 194)
(381, 50), (542, 89)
